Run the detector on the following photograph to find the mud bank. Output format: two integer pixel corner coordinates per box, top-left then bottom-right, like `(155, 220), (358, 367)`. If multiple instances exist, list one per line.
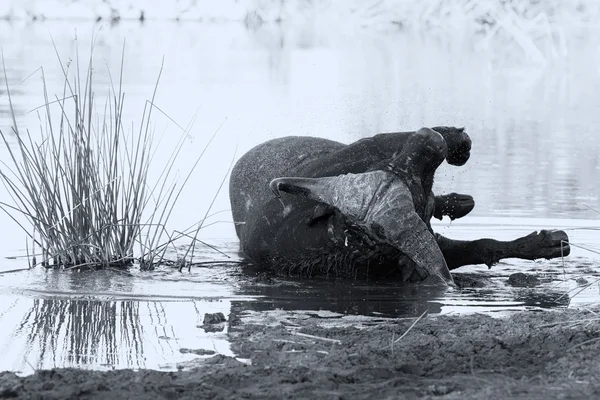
(2, 306), (600, 399)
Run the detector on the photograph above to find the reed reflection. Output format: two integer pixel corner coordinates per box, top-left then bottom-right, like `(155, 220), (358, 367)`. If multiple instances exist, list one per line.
(16, 299), (146, 370)
(0, 294), (233, 374)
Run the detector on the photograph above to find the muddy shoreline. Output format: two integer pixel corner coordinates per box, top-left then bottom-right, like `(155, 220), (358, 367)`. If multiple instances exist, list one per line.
(2, 306), (600, 399)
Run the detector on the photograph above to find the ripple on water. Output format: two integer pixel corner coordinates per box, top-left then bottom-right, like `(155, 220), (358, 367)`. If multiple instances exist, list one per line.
(0, 218), (599, 374)
(0, 17), (599, 376)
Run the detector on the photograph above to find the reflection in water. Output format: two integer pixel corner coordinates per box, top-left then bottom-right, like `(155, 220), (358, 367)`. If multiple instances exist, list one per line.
(513, 291), (570, 309)
(0, 20), (599, 374)
(234, 273), (575, 319)
(237, 278), (446, 316)
(0, 295), (234, 374)
(17, 299), (144, 370)
(0, 70), (24, 117)
(0, 21), (599, 245)
(0, 223), (596, 374)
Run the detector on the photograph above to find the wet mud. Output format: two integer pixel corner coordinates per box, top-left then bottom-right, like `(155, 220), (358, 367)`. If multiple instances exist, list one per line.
(3, 306), (600, 399)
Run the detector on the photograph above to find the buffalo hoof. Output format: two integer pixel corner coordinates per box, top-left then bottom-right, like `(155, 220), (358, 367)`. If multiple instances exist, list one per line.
(434, 193), (475, 220)
(515, 230), (570, 260)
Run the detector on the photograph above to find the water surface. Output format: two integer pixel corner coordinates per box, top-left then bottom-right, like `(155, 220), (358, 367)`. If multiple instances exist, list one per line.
(1, 20), (599, 374)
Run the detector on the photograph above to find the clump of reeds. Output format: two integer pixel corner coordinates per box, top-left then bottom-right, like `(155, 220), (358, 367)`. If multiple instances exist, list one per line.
(0, 40), (209, 271)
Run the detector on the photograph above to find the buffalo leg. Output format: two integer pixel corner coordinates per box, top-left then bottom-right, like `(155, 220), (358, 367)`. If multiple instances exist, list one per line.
(435, 230), (570, 270)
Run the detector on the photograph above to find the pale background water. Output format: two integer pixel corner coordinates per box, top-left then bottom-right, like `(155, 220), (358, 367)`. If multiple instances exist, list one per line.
(2, 21), (600, 239)
(0, 17), (600, 374)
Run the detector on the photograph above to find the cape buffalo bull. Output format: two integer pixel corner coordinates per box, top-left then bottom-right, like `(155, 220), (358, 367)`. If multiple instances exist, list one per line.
(229, 127), (569, 285)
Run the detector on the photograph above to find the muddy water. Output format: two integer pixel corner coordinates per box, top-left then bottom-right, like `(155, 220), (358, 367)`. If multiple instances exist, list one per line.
(0, 21), (600, 374)
(1, 218), (599, 374)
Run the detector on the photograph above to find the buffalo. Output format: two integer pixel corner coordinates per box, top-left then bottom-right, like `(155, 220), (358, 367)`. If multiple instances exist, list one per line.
(229, 127), (569, 285)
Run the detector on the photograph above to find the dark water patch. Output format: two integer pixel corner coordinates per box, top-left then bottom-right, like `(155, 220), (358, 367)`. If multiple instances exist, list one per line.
(236, 278), (444, 317)
(232, 268), (579, 318)
(512, 291), (571, 308)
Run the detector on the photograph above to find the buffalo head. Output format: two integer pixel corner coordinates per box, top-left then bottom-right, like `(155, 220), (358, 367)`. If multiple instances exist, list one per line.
(269, 127), (454, 286)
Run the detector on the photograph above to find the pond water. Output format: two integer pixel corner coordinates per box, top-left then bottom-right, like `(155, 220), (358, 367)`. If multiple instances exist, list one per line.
(0, 20), (600, 374)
